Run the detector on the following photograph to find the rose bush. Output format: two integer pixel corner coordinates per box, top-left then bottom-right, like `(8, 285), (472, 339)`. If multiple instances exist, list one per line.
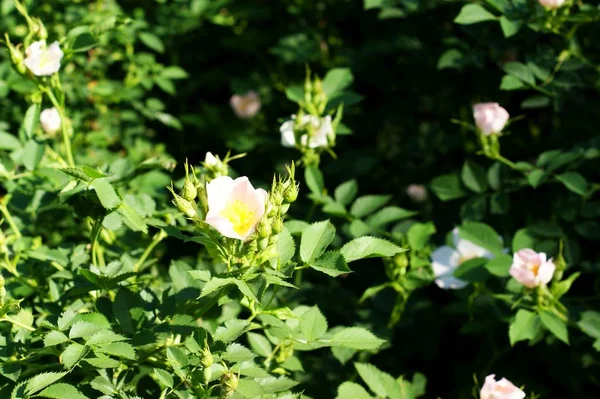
(0, 0), (599, 398)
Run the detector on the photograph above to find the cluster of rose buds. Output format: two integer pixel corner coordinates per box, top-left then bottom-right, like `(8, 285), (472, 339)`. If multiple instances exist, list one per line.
(279, 70), (342, 164)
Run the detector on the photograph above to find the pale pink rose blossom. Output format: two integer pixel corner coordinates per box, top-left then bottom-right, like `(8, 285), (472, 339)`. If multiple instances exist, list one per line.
(204, 152), (219, 167)
(230, 91), (261, 119)
(40, 107), (61, 134)
(538, 0), (566, 9)
(480, 374), (525, 399)
(510, 248), (555, 288)
(473, 103), (509, 135)
(24, 40), (63, 76)
(205, 176), (267, 241)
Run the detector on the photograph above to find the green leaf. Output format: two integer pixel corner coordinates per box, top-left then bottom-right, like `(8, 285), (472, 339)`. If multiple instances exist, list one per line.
(556, 172), (588, 196)
(285, 85), (303, 103)
(335, 381), (373, 399)
(354, 363), (388, 397)
(139, 32), (165, 53)
(160, 66), (188, 80)
(499, 16), (521, 37)
(0, 132), (22, 150)
(86, 331), (128, 346)
(322, 68), (354, 96)
(215, 319), (250, 342)
(69, 321), (100, 339)
(500, 75), (526, 91)
(461, 161), (488, 193)
(334, 179), (359, 205)
(512, 228), (535, 252)
(503, 62), (535, 85)
(551, 272), (580, 300)
(276, 229), (296, 266)
(454, 4), (497, 24)
(521, 95), (550, 109)
(25, 372), (68, 395)
(437, 49), (464, 70)
(44, 331), (69, 347)
(485, 254), (512, 277)
(407, 222), (436, 251)
(166, 346), (188, 369)
(38, 383), (89, 399)
(366, 206), (417, 227)
(330, 327), (385, 350)
(578, 311), (600, 341)
(300, 306), (328, 341)
(22, 139), (44, 171)
(310, 251), (351, 277)
(222, 343), (256, 363)
(95, 342), (136, 359)
(116, 203), (148, 233)
(200, 277), (234, 298)
(509, 309), (541, 346)
(304, 165), (325, 198)
(91, 178), (121, 209)
(154, 368), (174, 388)
(453, 257), (489, 282)
(350, 195), (391, 218)
(341, 236), (406, 263)
(233, 279), (259, 302)
(300, 220), (336, 263)
(459, 222), (503, 254)
(247, 332), (273, 357)
(61, 342), (87, 369)
(527, 169), (548, 188)
(20, 103), (40, 140)
(431, 173), (466, 201)
(540, 310), (569, 344)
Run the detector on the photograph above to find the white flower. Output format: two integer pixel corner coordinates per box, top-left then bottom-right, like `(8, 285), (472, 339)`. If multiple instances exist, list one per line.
(431, 228), (493, 289)
(406, 184), (428, 203)
(538, 0), (566, 9)
(280, 114), (332, 149)
(230, 91), (261, 119)
(40, 107), (61, 134)
(509, 248), (556, 288)
(480, 374), (525, 399)
(205, 176), (268, 241)
(24, 41), (63, 76)
(204, 152), (219, 167)
(473, 103), (509, 136)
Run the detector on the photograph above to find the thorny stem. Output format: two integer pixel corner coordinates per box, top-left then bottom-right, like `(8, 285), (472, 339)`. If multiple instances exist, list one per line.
(0, 201), (22, 239)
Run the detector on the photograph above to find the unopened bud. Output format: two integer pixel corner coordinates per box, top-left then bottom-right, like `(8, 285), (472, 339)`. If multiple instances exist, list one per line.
(34, 18), (48, 40)
(271, 191), (284, 207)
(181, 180), (197, 202)
(4, 36), (27, 75)
(203, 367), (212, 383)
(221, 372), (239, 395)
(171, 193), (197, 218)
(258, 221), (272, 239)
(258, 237), (269, 251)
(201, 349), (213, 368)
(283, 183), (299, 203)
(272, 218), (284, 234)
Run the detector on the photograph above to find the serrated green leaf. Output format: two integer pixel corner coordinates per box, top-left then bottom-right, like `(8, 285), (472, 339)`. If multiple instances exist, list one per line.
(459, 222), (503, 254)
(431, 173), (466, 201)
(350, 195), (391, 218)
(540, 310), (569, 344)
(248, 332), (273, 357)
(38, 383), (88, 399)
(200, 277), (234, 298)
(330, 327), (385, 350)
(300, 306), (328, 341)
(20, 103), (40, 140)
(322, 68), (354, 96)
(61, 343), (87, 369)
(556, 172), (588, 196)
(341, 236), (406, 263)
(215, 319), (250, 343)
(335, 381), (373, 399)
(154, 368), (174, 388)
(300, 220), (336, 263)
(454, 4), (497, 24)
(366, 206), (417, 227)
(91, 178), (121, 209)
(69, 321), (101, 339)
(139, 31), (164, 53)
(509, 309), (541, 346)
(461, 161), (488, 193)
(334, 179), (358, 205)
(44, 331), (69, 347)
(222, 343), (256, 363)
(355, 363), (388, 397)
(25, 372), (68, 395)
(86, 330), (128, 346)
(310, 251), (352, 277)
(95, 342), (136, 359)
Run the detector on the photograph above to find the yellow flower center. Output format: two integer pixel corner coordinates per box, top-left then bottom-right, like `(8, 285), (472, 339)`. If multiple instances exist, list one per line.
(529, 262), (541, 276)
(38, 50), (53, 69)
(458, 254), (475, 265)
(220, 200), (255, 236)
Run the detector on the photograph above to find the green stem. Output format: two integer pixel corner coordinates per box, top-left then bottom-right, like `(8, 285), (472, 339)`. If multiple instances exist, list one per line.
(0, 202), (22, 239)
(45, 88), (75, 167)
(134, 230), (167, 273)
(1, 316), (35, 331)
(90, 219), (103, 269)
